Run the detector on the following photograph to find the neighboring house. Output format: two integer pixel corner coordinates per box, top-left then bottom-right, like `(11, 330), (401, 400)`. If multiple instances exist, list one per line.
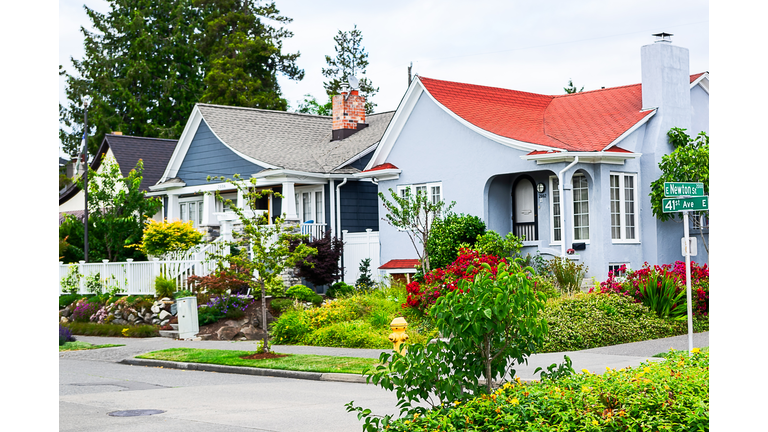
(357, 34), (709, 279)
(58, 133), (177, 223)
(147, 90), (393, 283)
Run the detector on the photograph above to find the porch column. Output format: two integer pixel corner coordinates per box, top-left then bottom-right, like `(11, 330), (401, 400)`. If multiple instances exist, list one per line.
(166, 193), (179, 221)
(281, 181), (299, 221)
(201, 193), (216, 226)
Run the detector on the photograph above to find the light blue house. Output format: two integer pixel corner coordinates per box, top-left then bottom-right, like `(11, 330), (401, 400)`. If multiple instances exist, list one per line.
(357, 35), (709, 279)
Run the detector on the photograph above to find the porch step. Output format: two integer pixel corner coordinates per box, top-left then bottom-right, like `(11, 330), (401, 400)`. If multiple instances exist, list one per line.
(159, 330), (179, 339)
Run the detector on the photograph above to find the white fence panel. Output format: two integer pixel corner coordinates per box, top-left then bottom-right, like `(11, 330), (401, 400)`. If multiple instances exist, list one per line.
(341, 229), (380, 285)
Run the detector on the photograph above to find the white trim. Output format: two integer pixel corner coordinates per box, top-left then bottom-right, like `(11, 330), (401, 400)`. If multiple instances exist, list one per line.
(549, 175), (562, 245)
(334, 143), (379, 171)
(354, 168), (401, 181)
(294, 185), (325, 225)
(159, 104), (278, 184)
(609, 172), (641, 244)
(522, 151), (640, 165)
(690, 72), (709, 94)
(601, 110), (656, 151)
(571, 173), (590, 243)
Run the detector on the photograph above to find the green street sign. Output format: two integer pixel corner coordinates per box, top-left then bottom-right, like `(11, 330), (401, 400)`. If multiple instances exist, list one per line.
(664, 182), (705, 197)
(662, 196), (708, 213)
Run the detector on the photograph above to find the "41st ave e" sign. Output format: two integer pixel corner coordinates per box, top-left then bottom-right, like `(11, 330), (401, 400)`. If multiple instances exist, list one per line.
(662, 182), (708, 213)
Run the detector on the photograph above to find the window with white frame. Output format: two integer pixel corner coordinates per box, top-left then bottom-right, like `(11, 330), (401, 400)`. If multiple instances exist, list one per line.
(610, 173), (638, 242)
(549, 176), (562, 243)
(179, 197), (204, 228)
(396, 182), (443, 223)
(549, 174), (590, 243)
(295, 186), (324, 224)
(215, 192), (237, 212)
(572, 174), (590, 241)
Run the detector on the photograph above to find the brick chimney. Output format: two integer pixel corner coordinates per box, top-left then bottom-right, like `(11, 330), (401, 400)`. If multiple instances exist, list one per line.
(332, 85), (368, 141)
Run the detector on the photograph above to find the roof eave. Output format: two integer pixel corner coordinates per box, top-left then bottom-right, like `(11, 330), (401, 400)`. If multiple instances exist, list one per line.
(521, 151), (641, 165)
(601, 109), (657, 151)
(354, 168), (401, 181)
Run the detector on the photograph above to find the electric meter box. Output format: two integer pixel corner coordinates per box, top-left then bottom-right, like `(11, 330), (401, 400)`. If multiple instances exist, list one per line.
(177, 296), (199, 339)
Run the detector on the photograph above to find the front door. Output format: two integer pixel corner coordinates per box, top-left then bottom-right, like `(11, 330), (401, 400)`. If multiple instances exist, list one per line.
(513, 177), (537, 241)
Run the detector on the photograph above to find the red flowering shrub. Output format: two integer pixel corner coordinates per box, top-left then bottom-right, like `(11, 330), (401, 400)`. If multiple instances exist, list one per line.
(591, 261), (709, 318)
(403, 248), (506, 314)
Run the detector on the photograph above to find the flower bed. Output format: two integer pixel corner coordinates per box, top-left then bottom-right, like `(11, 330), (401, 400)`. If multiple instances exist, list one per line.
(379, 348), (709, 431)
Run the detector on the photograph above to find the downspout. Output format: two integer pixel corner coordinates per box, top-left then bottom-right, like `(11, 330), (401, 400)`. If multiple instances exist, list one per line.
(336, 178), (348, 281)
(558, 156), (579, 258)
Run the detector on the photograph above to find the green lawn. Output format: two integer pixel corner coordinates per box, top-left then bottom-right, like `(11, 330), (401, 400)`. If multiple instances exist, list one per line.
(60, 341), (124, 351)
(136, 348), (378, 374)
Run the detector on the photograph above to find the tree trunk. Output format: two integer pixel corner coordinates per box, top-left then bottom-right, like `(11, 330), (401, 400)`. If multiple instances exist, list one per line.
(484, 335), (492, 394)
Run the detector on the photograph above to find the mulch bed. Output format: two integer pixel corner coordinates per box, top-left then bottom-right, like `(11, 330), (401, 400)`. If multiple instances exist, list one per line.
(239, 352), (289, 360)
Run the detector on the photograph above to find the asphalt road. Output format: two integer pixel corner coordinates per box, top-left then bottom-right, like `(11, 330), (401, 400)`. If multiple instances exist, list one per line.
(60, 333), (708, 431)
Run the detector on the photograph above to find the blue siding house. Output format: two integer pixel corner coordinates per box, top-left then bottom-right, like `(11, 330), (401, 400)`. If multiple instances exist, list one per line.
(357, 35), (708, 279)
(149, 90), (393, 252)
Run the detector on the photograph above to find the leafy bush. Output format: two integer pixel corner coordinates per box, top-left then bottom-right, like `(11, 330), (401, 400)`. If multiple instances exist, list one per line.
(530, 274), (559, 299)
(154, 274), (177, 299)
(269, 298), (295, 313)
(270, 309), (311, 344)
(348, 260), (549, 429)
(59, 324), (76, 346)
(59, 294), (85, 309)
(187, 264), (251, 300)
(376, 348), (709, 431)
(286, 284), (316, 302)
(62, 322), (159, 337)
(198, 294), (256, 325)
(83, 272), (104, 295)
(302, 320), (391, 348)
(540, 293), (686, 352)
(140, 219), (203, 257)
(547, 257), (588, 294)
(464, 230), (523, 261)
(425, 213), (486, 269)
(327, 281), (355, 299)
(289, 231), (344, 287)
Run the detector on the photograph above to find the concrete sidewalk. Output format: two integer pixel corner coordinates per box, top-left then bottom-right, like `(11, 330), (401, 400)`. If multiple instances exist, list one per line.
(65, 332), (708, 382)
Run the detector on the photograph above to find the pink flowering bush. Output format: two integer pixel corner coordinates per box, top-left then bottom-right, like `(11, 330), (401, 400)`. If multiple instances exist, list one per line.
(71, 299), (101, 323)
(591, 261), (709, 318)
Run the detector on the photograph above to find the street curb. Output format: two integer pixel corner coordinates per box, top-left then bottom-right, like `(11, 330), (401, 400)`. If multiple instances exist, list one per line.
(119, 358), (368, 383)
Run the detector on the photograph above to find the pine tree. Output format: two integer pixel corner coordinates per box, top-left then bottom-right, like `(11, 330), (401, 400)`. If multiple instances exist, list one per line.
(322, 25), (378, 113)
(564, 79), (584, 94)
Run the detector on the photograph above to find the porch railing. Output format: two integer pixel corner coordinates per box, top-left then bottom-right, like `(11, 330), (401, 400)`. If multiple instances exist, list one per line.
(514, 222), (537, 241)
(301, 222), (327, 241)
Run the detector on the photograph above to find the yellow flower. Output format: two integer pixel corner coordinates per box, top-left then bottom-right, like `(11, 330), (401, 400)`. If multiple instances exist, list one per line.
(122, 328), (129, 336)
(643, 367), (651, 373)
(510, 398), (519, 406)
(592, 420), (599, 426)
(413, 413), (419, 418)
(581, 368), (590, 374)
(691, 347), (701, 354)
(454, 401), (461, 406)
(582, 386), (591, 393)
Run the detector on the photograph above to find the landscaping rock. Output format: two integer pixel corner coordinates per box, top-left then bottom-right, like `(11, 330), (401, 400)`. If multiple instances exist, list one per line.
(127, 313), (136, 322)
(216, 326), (240, 341)
(159, 310), (172, 320)
(60, 307), (72, 318)
(198, 333), (215, 341)
(239, 325), (266, 341)
(253, 308), (275, 329)
(151, 303), (161, 314)
(60, 316), (69, 323)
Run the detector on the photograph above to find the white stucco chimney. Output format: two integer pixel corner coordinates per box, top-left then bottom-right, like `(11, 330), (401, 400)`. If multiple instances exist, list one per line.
(641, 32), (691, 131)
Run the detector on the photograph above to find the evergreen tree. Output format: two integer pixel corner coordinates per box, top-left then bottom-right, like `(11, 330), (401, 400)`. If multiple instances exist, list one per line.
(60, 0), (303, 157)
(564, 79), (584, 94)
(322, 24), (378, 113)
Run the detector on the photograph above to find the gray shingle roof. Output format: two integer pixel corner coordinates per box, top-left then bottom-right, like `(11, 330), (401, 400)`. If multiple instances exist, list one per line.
(104, 134), (177, 191)
(196, 103), (394, 174)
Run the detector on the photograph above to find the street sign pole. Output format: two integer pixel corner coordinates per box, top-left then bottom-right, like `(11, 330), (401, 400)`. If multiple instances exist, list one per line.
(683, 210), (693, 353)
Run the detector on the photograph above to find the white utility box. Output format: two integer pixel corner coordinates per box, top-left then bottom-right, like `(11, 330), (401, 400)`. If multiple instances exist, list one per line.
(177, 296), (199, 339)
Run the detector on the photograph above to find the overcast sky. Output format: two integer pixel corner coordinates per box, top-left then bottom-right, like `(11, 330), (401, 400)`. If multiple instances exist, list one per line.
(59, 0), (709, 121)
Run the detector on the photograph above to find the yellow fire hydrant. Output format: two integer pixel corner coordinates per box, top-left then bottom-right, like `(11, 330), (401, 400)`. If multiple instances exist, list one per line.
(389, 317), (409, 354)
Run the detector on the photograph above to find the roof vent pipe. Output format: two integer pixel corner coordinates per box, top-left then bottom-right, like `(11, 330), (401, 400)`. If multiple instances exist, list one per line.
(652, 32), (673, 43)
(558, 156), (579, 258)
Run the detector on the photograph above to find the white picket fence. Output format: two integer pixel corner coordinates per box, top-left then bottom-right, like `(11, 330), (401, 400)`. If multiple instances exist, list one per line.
(341, 229), (380, 285)
(59, 243), (229, 296)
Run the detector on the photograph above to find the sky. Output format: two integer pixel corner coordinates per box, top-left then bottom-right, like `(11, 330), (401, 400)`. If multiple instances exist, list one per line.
(59, 0), (710, 130)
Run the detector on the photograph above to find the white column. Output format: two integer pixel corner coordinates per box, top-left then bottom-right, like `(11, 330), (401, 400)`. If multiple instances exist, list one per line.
(167, 193), (180, 221)
(329, 179), (336, 238)
(201, 193), (216, 226)
(282, 181), (299, 221)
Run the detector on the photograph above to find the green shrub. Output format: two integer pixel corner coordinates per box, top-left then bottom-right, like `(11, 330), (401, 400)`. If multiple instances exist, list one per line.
(308, 293), (324, 307)
(530, 274), (559, 299)
(286, 284), (316, 302)
(425, 213), (486, 269)
(60, 265), (81, 295)
(270, 310), (310, 344)
(547, 257), (588, 294)
(464, 230), (523, 260)
(154, 275), (176, 299)
(62, 322), (160, 337)
(59, 294), (85, 309)
(540, 293), (686, 352)
(270, 298), (296, 313)
(197, 306), (225, 326)
(355, 258), (376, 293)
(302, 320), (391, 348)
(377, 348), (709, 431)
(327, 281), (355, 298)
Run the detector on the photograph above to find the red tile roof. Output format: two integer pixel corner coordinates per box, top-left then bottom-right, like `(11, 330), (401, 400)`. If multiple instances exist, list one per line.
(379, 259), (420, 270)
(419, 74), (705, 152)
(363, 162), (399, 173)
